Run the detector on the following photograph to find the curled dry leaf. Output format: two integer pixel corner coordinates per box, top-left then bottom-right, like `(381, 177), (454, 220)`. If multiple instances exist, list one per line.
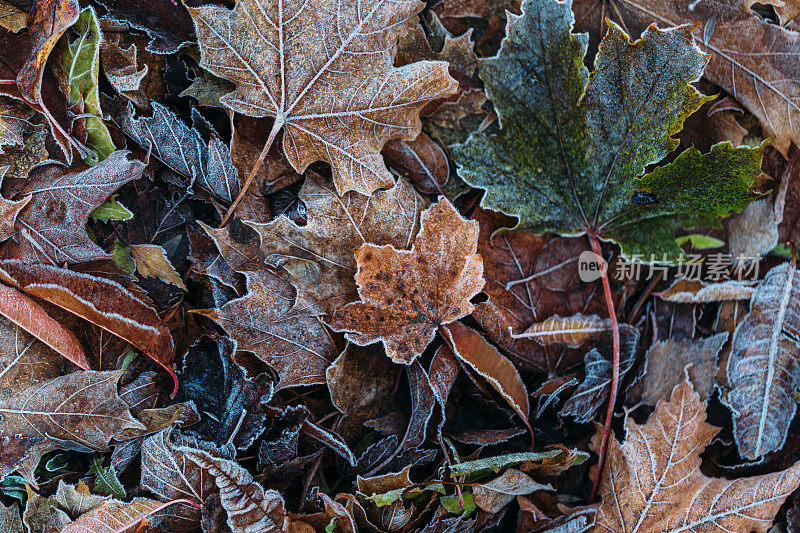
(442, 321), (530, 434)
(659, 278), (755, 303)
(0, 281), (88, 370)
(592, 379), (800, 532)
(472, 468), (551, 514)
(330, 199), (484, 364)
(179, 446), (313, 533)
(723, 261), (800, 459)
(0, 260), (177, 394)
(382, 133), (449, 195)
(510, 314), (609, 347)
(188, 0), (458, 196)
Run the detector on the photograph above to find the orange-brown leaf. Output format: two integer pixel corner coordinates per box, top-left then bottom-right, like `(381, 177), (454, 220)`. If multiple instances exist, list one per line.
(592, 379), (800, 532)
(329, 199), (484, 364)
(442, 321), (529, 423)
(61, 498), (193, 533)
(0, 282), (89, 369)
(0, 260), (177, 394)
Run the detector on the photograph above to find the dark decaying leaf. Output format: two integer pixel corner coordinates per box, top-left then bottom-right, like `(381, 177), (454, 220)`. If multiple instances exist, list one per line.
(560, 325), (639, 422)
(723, 262), (800, 459)
(178, 335), (273, 450)
(96, 0), (195, 54)
(110, 100), (240, 202)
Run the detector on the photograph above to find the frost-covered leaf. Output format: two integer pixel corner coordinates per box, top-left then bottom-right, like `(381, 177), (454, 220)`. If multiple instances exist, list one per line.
(452, 0), (764, 260)
(723, 262), (800, 459)
(188, 0), (457, 195)
(593, 379), (800, 532)
(10, 151), (144, 264)
(330, 199), (483, 364)
(59, 7), (115, 164)
(196, 269), (335, 389)
(511, 314), (609, 347)
(250, 173), (425, 315)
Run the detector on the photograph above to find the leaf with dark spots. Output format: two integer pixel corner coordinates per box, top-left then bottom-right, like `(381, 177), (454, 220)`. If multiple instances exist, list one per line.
(330, 199), (484, 364)
(178, 335), (273, 450)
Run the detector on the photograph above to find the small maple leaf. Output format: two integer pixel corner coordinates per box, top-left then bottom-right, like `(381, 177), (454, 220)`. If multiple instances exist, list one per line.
(330, 199), (484, 364)
(188, 0), (458, 197)
(452, 0), (764, 260)
(592, 378), (800, 532)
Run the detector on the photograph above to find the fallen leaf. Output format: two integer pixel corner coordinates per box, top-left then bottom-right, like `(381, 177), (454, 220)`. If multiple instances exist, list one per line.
(632, 333), (728, 406)
(178, 335), (273, 450)
(382, 133), (449, 195)
(58, 7), (115, 164)
(0, 502), (22, 533)
(196, 269), (335, 389)
(0, 97), (31, 154)
(110, 101), (240, 202)
(54, 480), (108, 518)
(723, 261), (800, 459)
(452, 0), (764, 260)
(60, 497), (193, 533)
(448, 449), (587, 478)
(140, 428), (221, 531)
(0, 281), (88, 369)
(0, 1), (26, 33)
(472, 468), (551, 513)
(560, 325), (639, 422)
(592, 378), (800, 532)
(330, 199), (484, 364)
(574, 0), (800, 155)
(179, 446), (313, 533)
(0, 259), (177, 394)
(188, 0), (458, 196)
(130, 244), (187, 291)
(11, 151), (145, 264)
(658, 278), (755, 303)
(250, 172), (425, 315)
(96, 0), (195, 54)
(510, 314), (610, 347)
(442, 321), (530, 433)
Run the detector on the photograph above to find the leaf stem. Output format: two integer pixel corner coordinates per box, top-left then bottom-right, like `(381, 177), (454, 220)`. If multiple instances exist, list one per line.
(218, 115), (285, 227)
(588, 232), (620, 502)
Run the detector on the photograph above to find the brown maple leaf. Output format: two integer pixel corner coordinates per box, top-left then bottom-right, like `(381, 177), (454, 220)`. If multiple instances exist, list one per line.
(330, 199), (484, 364)
(592, 378), (800, 532)
(249, 172), (426, 315)
(573, 0), (800, 155)
(196, 269), (336, 389)
(188, 0), (458, 205)
(9, 151), (145, 264)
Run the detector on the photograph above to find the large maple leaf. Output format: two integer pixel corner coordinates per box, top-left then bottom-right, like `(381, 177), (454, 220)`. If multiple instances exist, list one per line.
(329, 199), (484, 364)
(452, 0), (764, 260)
(592, 378), (800, 532)
(188, 0), (458, 199)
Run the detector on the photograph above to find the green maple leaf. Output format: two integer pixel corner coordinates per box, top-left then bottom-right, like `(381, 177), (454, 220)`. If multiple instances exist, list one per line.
(452, 0), (765, 260)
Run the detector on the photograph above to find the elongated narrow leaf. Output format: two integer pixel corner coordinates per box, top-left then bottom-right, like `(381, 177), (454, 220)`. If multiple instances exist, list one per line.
(723, 262), (800, 459)
(0, 282), (89, 370)
(0, 260), (177, 394)
(511, 314), (609, 347)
